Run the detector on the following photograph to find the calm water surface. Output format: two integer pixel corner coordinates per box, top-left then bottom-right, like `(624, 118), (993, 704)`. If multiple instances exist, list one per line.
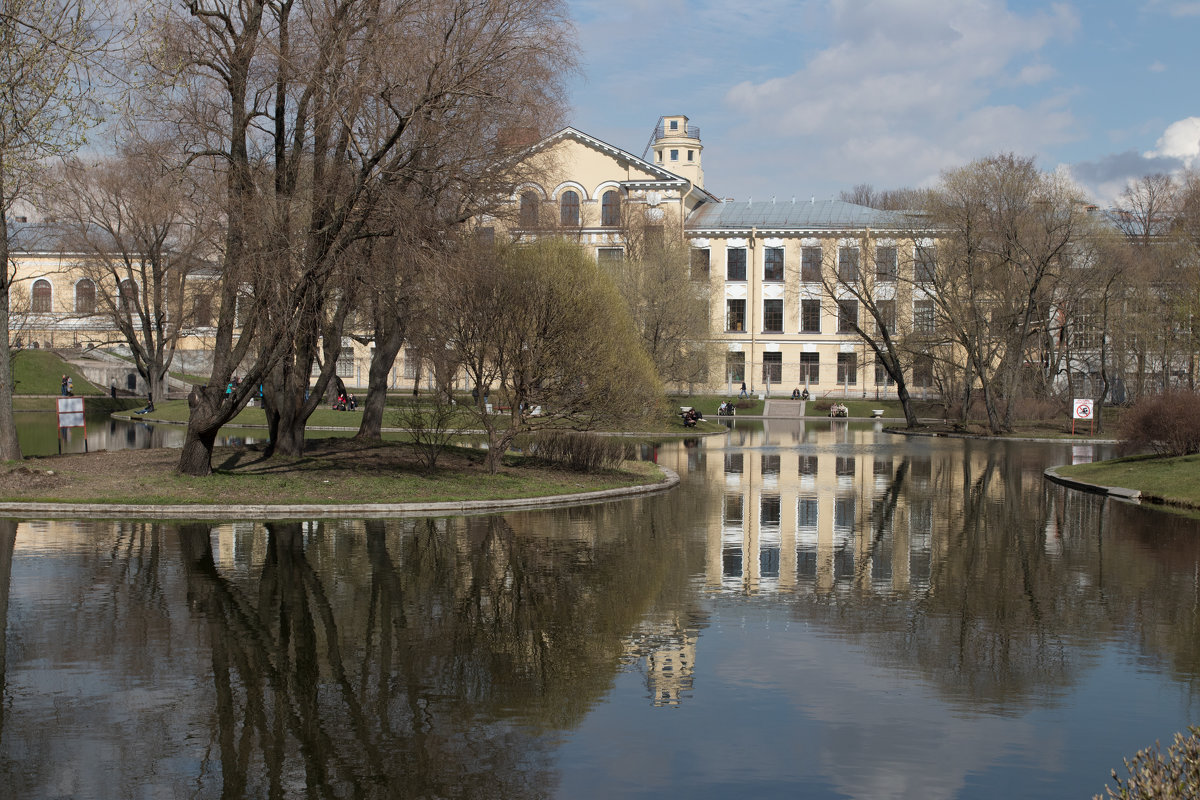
(1, 420), (1196, 799)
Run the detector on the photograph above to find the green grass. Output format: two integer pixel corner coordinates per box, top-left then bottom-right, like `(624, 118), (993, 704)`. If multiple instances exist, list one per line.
(1056, 453), (1200, 508)
(12, 349), (101, 395)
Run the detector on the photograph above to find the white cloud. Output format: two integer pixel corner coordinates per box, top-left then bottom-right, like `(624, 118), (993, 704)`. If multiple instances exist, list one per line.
(716, 0), (1081, 192)
(1148, 60), (1167, 72)
(1145, 116), (1200, 168)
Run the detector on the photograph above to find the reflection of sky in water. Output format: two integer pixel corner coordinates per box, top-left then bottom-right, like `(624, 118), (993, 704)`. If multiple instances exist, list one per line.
(558, 602), (1189, 800)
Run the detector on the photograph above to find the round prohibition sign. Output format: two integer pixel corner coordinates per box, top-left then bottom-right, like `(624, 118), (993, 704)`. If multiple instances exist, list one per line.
(1075, 403), (1092, 418)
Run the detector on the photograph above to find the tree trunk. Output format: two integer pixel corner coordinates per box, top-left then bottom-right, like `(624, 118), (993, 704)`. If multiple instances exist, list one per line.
(357, 339), (402, 441)
(0, 163), (23, 461)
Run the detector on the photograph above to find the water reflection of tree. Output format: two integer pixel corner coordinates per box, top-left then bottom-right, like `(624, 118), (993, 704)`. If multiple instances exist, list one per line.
(786, 443), (1200, 709)
(176, 496), (702, 796)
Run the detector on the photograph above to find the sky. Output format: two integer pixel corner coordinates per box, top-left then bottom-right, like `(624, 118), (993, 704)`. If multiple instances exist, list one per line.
(561, 0), (1200, 207)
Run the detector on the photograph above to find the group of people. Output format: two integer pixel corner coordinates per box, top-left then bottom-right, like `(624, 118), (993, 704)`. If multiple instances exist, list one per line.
(717, 401), (736, 416)
(828, 402), (849, 417)
(60, 374), (73, 396)
(790, 387), (810, 400)
(333, 393), (357, 411)
(681, 407), (704, 427)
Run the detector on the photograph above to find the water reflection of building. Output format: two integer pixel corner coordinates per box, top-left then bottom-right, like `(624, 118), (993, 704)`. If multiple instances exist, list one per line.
(663, 421), (942, 597)
(621, 618), (700, 708)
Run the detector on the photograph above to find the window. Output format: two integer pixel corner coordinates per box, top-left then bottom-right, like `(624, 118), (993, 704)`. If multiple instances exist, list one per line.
(837, 299), (858, 333)
(601, 190), (620, 226)
(119, 279), (138, 314)
(763, 352), (782, 384)
(875, 355), (894, 386)
(726, 351), (745, 382)
(74, 279), (95, 313)
(726, 299), (746, 331)
(1073, 304), (1102, 350)
(337, 346), (355, 378)
(192, 295), (212, 327)
(800, 352), (819, 383)
(875, 246), (897, 282)
(837, 352), (857, 385)
(799, 456), (817, 477)
(836, 455), (856, 477)
(691, 248), (710, 279)
(726, 248), (747, 281)
(403, 347), (420, 379)
(520, 190), (539, 227)
(838, 247), (859, 282)
(597, 247), (624, 265)
(724, 493), (744, 525)
(559, 190), (579, 226)
(32, 279), (51, 312)
(764, 247), (784, 282)
(763, 299), (783, 332)
(670, 149), (679, 161)
(762, 454), (780, 477)
(687, 150), (694, 161)
(913, 299), (935, 334)
(915, 245), (936, 283)
(669, 119), (679, 130)
(801, 246), (822, 282)
(876, 299), (895, 337)
(801, 299), (821, 333)
(913, 354), (933, 387)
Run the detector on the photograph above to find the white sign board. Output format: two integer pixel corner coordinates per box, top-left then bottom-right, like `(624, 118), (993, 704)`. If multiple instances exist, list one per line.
(56, 397), (85, 429)
(1072, 399), (1094, 420)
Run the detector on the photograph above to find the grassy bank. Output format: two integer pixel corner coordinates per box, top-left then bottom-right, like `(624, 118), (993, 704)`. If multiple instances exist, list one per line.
(3, 438), (668, 506)
(1056, 453), (1200, 508)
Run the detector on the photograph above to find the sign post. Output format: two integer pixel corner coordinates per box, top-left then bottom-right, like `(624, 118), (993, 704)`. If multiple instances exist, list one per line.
(1072, 398), (1094, 436)
(56, 397), (87, 454)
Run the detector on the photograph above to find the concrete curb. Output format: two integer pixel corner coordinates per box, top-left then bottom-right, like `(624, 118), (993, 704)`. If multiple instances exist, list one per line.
(885, 427), (1119, 445)
(1043, 466), (1142, 502)
(0, 467), (680, 521)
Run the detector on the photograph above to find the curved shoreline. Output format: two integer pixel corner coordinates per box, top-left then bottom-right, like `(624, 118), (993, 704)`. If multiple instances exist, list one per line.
(0, 466), (681, 521)
(883, 426), (1118, 445)
(1043, 465), (1142, 503)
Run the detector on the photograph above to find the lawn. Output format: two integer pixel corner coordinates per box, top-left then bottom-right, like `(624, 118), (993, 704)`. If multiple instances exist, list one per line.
(12, 349), (102, 395)
(1055, 453), (1200, 508)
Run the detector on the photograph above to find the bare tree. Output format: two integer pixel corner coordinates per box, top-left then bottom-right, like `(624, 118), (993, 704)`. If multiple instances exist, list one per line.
(0, 0), (113, 460)
(42, 137), (214, 403)
(606, 207), (714, 390)
(149, 0), (574, 475)
(919, 154), (1088, 433)
(819, 229), (923, 427)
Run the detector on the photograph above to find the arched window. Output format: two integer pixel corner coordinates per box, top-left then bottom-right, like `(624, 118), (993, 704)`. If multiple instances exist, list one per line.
(31, 279), (52, 313)
(519, 190), (540, 228)
(601, 190), (620, 227)
(559, 190), (579, 227)
(75, 279), (96, 313)
(119, 279), (137, 314)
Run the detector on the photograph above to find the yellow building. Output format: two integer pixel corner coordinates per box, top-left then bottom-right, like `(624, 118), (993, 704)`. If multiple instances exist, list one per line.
(497, 115), (939, 399)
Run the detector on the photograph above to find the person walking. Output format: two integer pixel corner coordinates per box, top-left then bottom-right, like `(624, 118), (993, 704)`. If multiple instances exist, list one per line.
(738, 381), (748, 399)
(61, 374), (69, 396)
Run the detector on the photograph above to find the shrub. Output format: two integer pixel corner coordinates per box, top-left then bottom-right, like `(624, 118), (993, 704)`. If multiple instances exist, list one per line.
(517, 430), (631, 472)
(1095, 726), (1200, 799)
(393, 395), (464, 469)
(1119, 391), (1200, 457)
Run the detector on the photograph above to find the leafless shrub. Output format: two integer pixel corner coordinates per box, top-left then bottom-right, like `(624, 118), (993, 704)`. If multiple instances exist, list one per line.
(517, 430), (631, 472)
(1119, 391), (1200, 457)
(393, 396), (465, 470)
(1094, 726), (1200, 799)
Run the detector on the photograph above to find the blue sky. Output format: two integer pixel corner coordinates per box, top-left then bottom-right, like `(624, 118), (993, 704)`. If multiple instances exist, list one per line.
(562, 0), (1200, 206)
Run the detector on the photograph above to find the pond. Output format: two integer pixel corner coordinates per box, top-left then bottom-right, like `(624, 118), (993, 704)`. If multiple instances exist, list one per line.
(0, 420), (1195, 799)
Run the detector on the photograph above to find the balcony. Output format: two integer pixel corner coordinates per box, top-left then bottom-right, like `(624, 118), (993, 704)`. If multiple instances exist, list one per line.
(655, 123), (700, 140)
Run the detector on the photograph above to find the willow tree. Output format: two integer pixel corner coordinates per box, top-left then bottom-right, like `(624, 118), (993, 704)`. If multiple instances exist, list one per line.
(151, 0), (574, 475)
(0, 0), (111, 460)
(435, 239), (662, 473)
